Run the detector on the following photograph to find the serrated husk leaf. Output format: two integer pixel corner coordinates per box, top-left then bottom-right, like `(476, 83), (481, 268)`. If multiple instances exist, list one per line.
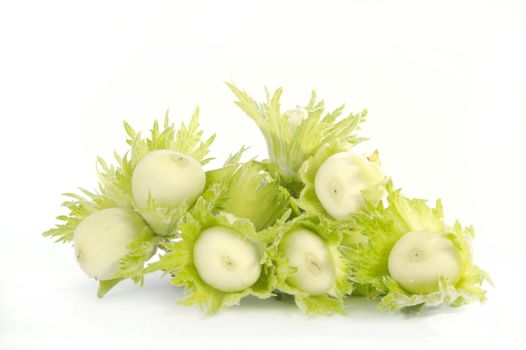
(207, 160), (291, 231)
(345, 181), (490, 313)
(146, 197), (276, 315)
(227, 83), (366, 195)
(98, 109), (215, 233)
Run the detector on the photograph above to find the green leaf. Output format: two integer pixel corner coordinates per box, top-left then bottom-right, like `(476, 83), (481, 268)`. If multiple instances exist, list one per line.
(96, 153), (134, 208)
(97, 278), (125, 298)
(146, 197), (276, 315)
(45, 110), (214, 240)
(209, 161), (291, 231)
(113, 225), (163, 283)
(173, 107), (216, 164)
(265, 214), (353, 315)
(345, 181), (490, 312)
(135, 193), (189, 236)
(223, 145), (249, 167)
(295, 294), (347, 316)
(227, 83), (366, 194)
(98, 110), (215, 234)
(45, 112), (213, 294)
(99, 110), (215, 209)
(43, 190), (115, 243)
(96, 224), (162, 297)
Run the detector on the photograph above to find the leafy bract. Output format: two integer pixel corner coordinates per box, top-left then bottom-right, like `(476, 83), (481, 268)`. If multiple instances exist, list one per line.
(44, 190), (162, 296)
(44, 112), (213, 292)
(98, 109), (215, 235)
(97, 223), (163, 298)
(345, 181), (490, 312)
(126, 108), (215, 168)
(223, 145), (249, 167)
(145, 197), (276, 315)
(43, 189), (115, 243)
(227, 83), (366, 194)
(265, 214), (353, 315)
(206, 160), (291, 231)
(46, 109), (215, 238)
(43, 85), (490, 316)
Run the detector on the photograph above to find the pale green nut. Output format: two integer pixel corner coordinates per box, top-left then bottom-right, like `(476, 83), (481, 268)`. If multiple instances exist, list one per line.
(280, 228), (336, 295)
(73, 207), (147, 280)
(131, 149), (205, 209)
(388, 231), (462, 294)
(193, 226), (262, 293)
(314, 151), (384, 219)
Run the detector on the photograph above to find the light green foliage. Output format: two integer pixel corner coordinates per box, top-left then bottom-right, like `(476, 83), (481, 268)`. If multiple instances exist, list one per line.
(101, 110), (214, 235)
(44, 85), (489, 316)
(44, 111), (214, 295)
(223, 145), (249, 167)
(101, 111), (212, 201)
(135, 193), (190, 236)
(96, 110), (214, 209)
(112, 226), (162, 282)
(125, 109), (215, 168)
(345, 181), (490, 312)
(45, 190), (162, 297)
(43, 190), (115, 243)
(227, 83), (366, 194)
(97, 278), (125, 298)
(209, 161), (291, 231)
(96, 223), (163, 297)
(146, 196), (276, 315)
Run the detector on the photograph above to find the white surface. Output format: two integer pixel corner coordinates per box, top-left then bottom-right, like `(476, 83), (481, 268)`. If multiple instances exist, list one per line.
(1, 0), (525, 349)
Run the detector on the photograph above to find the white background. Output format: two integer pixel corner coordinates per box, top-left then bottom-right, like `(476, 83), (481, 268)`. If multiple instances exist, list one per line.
(1, 0), (525, 349)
